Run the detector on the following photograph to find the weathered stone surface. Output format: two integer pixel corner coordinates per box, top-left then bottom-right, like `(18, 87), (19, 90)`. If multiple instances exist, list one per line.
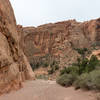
(22, 19), (100, 68)
(0, 0), (35, 94)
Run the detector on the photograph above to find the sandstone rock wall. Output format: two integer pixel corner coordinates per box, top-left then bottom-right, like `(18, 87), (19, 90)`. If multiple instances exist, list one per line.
(0, 0), (34, 94)
(22, 19), (100, 67)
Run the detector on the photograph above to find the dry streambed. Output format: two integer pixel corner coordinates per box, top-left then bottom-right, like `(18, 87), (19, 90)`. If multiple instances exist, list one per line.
(0, 80), (96, 100)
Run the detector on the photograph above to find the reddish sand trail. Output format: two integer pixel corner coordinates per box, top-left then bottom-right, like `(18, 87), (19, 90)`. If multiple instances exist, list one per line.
(0, 80), (96, 100)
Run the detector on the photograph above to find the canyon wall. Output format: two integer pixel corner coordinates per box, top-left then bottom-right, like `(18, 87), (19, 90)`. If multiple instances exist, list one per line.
(22, 18), (100, 68)
(0, 0), (34, 94)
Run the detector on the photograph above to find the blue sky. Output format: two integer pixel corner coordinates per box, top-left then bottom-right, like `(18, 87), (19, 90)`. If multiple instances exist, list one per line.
(10, 0), (100, 27)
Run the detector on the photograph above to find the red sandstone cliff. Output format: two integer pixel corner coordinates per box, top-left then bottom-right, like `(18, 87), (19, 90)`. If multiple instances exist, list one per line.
(22, 18), (100, 68)
(0, 0), (35, 94)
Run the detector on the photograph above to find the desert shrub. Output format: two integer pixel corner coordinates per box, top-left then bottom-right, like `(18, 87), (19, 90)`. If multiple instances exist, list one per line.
(48, 61), (59, 75)
(48, 68), (54, 75)
(60, 67), (67, 75)
(78, 58), (89, 74)
(30, 55), (59, 72)
(60, 66), (79, 76)
(57, 48), (100, 90)
(36, 75), (49, 80)
(58, 70), (100, 90)
(35, 75), (49, 80)
(56, 73), (78, 87)
(74, 48), (100, 74)
(43, 62), (49, 68)
(96, 93), (100, 100)
(30, 63), (40, 71)
(83, 55), (100, 73)
(54, 64), (59, 70)
(74, 48), (88, 59)
(59, 55), (99, 76)
(73, 73), (90, 90)
(74, 70), (100, 90)
(88, 70), (100, 90)
(72, 55), (100, 74)
(50, 60), (58, 67)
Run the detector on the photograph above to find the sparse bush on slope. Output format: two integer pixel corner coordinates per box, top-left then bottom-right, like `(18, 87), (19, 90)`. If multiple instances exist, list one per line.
(57, 73), (78, 87)
(74, 70), (100, 90)
(60, 66), (79, 75)
(57, 48), (100, 91)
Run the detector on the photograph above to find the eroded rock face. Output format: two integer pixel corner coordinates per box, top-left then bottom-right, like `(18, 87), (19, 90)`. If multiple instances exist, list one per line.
(22, 19), (100, 68)
(0, 0), (34, 94)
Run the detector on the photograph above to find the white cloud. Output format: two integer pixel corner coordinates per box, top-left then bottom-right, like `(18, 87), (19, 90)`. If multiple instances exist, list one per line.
(10, 0), (100, 26)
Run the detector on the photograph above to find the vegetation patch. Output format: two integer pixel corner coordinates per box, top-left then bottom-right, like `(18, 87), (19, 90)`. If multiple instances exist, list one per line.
(48, 60), (59, 75)
(57, 73), (78, 87)
(74, 70), (100, 90)
(56, 48), (100, 91)
(30, 54), (59, 75)
(36, 75), (49, 80)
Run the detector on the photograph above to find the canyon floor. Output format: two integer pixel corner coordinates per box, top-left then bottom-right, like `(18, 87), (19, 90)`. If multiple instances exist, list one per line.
(0, 80), (97, 100)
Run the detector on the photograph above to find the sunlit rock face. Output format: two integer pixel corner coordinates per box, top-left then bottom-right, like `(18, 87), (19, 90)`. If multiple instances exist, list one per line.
(0, 0), (35, 94)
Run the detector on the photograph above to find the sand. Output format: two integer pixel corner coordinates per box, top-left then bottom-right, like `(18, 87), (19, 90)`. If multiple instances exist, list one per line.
(0, 80), (96, 100)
